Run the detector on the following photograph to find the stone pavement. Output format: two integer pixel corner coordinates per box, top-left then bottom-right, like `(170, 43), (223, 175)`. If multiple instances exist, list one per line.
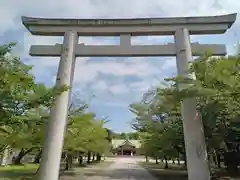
(83, 157), (157, 180)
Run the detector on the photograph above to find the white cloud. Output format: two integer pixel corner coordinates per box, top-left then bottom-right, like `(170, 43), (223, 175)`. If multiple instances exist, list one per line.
(102, 102), (127, 107)
(108, 84), (129, 95)
(1, 0), (238, 35)
(161, 58), (177, 71)
(93, 80), (109, 91)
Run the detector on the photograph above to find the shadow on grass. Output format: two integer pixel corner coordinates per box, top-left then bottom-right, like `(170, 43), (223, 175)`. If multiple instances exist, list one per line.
(0, 171), (35, 180)
(144, 168), (188, 180)
(139, 162), (188, 180)
(0, 161), (113, 180)
(140, 162), (240, 180)
(0, 164), (37, 180)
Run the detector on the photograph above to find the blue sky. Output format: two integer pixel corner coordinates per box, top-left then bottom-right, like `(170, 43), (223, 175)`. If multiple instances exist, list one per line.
(0, 0), (240, 133)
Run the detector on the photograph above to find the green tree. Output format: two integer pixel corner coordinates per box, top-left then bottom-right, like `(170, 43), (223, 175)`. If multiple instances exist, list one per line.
(131, 55), (240, 173)
(0, 43), (66, 164)
(62, 100), (109, 169)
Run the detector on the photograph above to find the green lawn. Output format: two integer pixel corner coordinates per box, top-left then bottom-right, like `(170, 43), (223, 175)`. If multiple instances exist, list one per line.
(139, 162), (188, 180)
(140, 161), (240, 180)
(0, 164), (38, 180)
(0, 161), (113, 180)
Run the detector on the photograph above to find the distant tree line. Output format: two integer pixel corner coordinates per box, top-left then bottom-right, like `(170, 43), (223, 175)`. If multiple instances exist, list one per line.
(112, 132), (140, 140)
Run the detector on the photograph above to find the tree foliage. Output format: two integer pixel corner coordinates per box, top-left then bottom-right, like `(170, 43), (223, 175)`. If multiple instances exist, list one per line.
(0, 43), (110, 167)
(130, 55), (240, 171)
(112, 132), (140, 140)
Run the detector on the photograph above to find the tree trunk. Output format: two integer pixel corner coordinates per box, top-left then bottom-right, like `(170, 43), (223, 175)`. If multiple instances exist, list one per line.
(177, 158), (180, 165)
(34, 149), (42, 164)
(65, 153), (73, 170)
(35, 166), (40, 175)
(78, 155), (83, 165)
(13, 148), (34, 165)
(96, 153), (101, 161)
(208, 153), (214, 167)
(164, 156), (168, 169)
(1, 147), (9, 166)
(217, 153), (221, 168)
(145, 155), (149, 163)
(69, 154), (73, 168)
(65, 156), (69, 170)
(92, 154), (95, 161)
(224, 152), (238, 174)
(0, 145), (7, 153)
(183, 152), (187, 168)
(87, 151), (91, 164)
(155, 158), (159, 164)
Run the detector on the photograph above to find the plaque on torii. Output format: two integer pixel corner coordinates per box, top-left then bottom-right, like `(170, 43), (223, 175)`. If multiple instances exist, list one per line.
(22, 13), (237, 180)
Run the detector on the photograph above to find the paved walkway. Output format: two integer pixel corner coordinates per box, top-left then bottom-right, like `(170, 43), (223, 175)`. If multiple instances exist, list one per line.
(84, 157), (157, 180)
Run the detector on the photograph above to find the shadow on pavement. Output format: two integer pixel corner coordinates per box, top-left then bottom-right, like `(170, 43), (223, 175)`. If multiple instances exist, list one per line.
(60, 167), (186, 180)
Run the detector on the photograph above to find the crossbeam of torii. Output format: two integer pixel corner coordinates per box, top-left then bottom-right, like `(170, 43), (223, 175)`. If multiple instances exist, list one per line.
(22, 13), (237, 180)
(30, 43), (226, 57)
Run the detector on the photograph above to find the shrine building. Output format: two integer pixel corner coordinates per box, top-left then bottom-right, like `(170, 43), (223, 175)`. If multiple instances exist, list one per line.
(111, 139), (141, 156)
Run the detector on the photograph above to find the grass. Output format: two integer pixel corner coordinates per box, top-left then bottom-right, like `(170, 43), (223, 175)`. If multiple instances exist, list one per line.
(0, 161), (113, 180)
(139, 161), (188, 180)
(0, 164), (38, 180)
(140, 161), (240, 180)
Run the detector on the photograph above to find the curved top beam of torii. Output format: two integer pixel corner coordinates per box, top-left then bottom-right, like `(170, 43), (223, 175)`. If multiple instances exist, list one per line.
(22, 13), (237, 36)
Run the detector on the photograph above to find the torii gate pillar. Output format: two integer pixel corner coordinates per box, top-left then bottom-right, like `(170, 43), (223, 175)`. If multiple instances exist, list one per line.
(175, 28), (209, 180)
(37, 30), (78, 180)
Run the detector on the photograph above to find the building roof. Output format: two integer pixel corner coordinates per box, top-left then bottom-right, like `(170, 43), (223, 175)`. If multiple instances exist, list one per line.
(111, 139), (141, 149)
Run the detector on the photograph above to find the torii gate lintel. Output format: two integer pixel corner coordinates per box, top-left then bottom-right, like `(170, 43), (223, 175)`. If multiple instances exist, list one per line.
(29, 43), (226, 57)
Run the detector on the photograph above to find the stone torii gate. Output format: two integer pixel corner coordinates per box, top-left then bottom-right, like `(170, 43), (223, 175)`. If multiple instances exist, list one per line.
(22, 13), (236, 180)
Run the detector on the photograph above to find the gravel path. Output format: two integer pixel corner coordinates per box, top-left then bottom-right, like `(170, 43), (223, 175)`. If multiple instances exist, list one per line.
(84, 157), (157, 180)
